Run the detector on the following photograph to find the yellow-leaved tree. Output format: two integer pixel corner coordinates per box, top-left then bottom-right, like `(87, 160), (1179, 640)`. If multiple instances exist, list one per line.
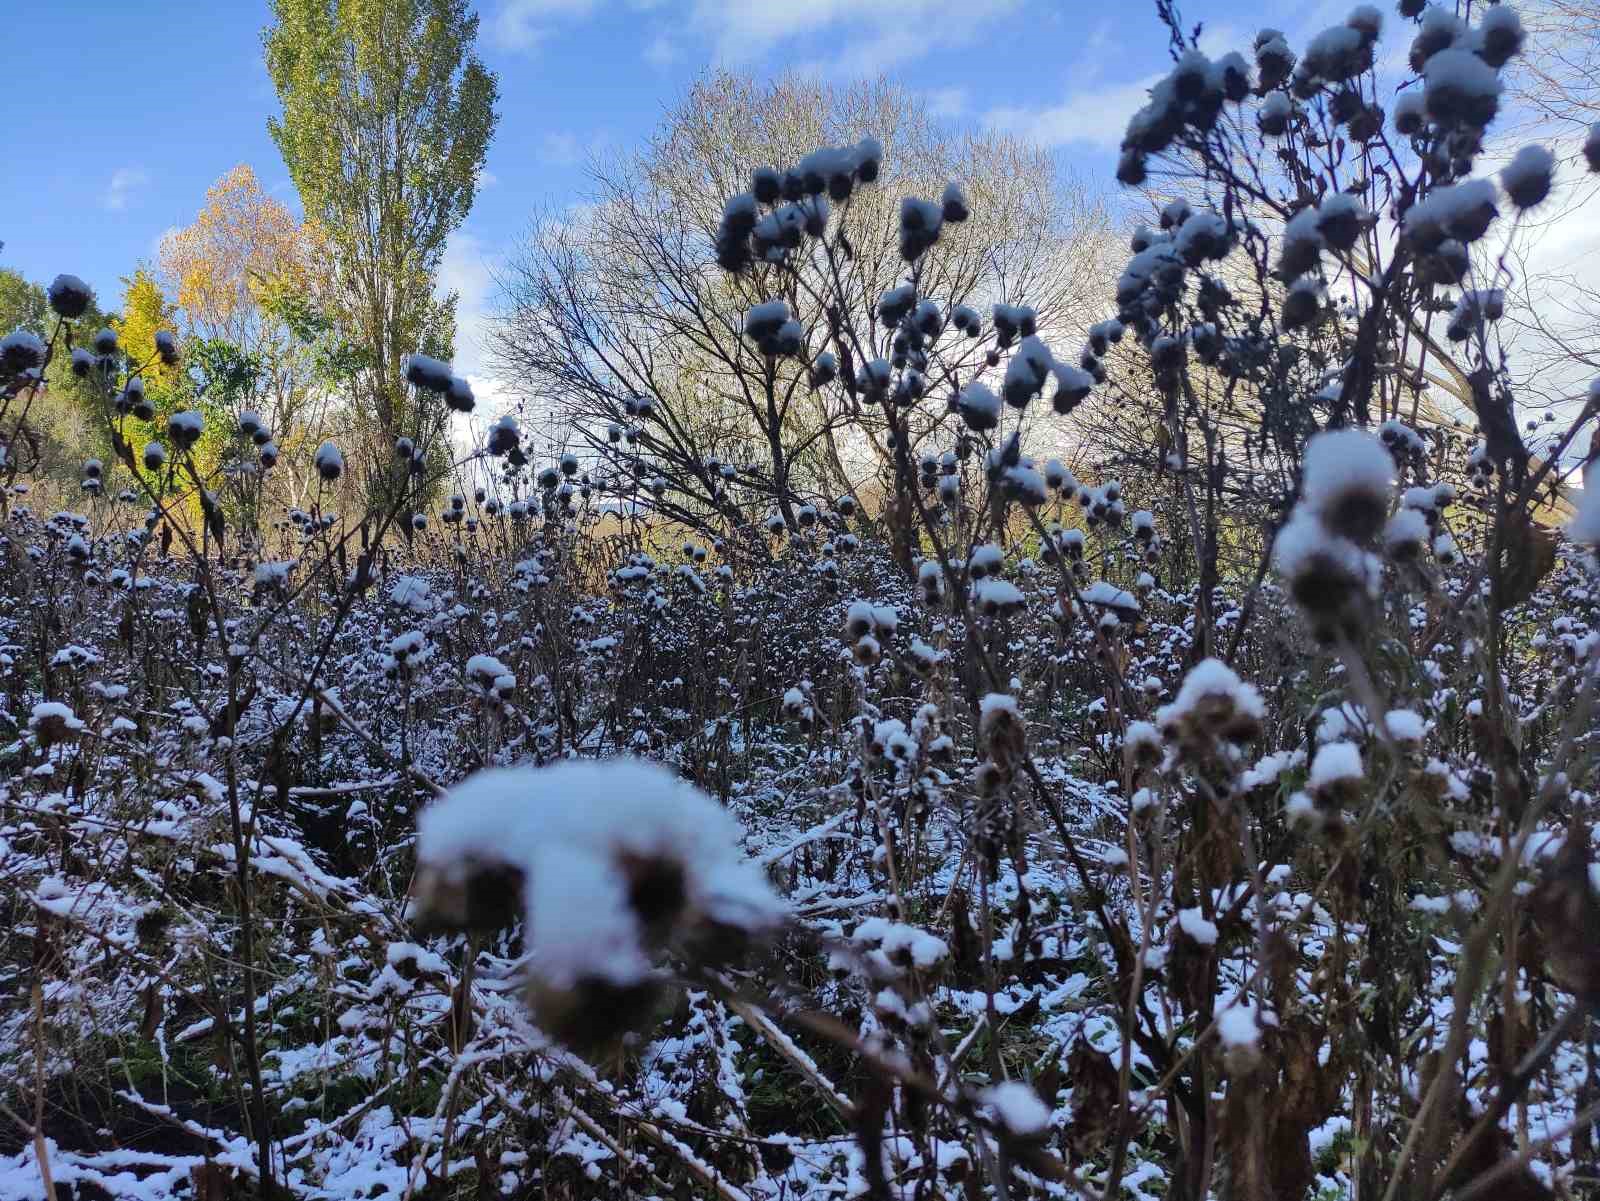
(159, 164), (348, 518)
(160, 163), (318, 346)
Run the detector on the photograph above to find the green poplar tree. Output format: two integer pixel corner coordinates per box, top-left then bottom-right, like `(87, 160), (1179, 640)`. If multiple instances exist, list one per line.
(263, 0), (497, 481)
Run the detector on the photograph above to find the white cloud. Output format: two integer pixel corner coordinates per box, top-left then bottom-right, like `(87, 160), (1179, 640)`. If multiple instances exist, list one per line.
(103, 166), (151, 212)
(692, 0), (1020, 74)
(643, 33), (680, 68)
(983, 20), (1242, 150)
(924, 87), (969, 120)
(489, 0), (598, 50)
(987, 76), (1158, 151)
(538, 132), (583, 166)
(438, 230), (498, 380)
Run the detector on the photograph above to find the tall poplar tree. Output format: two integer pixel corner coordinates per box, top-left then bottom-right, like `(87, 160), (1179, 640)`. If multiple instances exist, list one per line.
(263, 0), (497, 472)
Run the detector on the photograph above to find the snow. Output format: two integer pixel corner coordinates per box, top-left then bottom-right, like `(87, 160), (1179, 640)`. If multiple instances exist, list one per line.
(1309, 741), (1363, 788)
(415, 759), (783, 990)
(47, 273), (92, 315)
(1385, 709), (1428, 742)
(1302, 429), (1392, 529)
(1502, 144), (1555, 208)
(844, 599), (898, 638)
(981, 1082), (1051, 1136)
(1304, 24), (1368, 82)
(1241, 749), (1305, 790)
(973, 578), (1025, 614)
(1260, 90), (1294, 133)
(1569, 474), (1600, 545)
(1125, 720), (1161, 754)
(1383, 507), (1429, 554)
(1003, 335), (1053, 406)
(167, 410), (204, 442)
(1081, 581), (1140, 614)
(1176, 907), (1218, 946)
(1405, 179), (1499, 247)
(1157, 658), (1265, 725)
(465, 654), (513, 696)
(1273, 511), (1376, 596)
(30, 701), (85, 735)
(1216, 997), (1261, 1049)
(1421, 47), (1502, 125)
(389, 575), (435, 613)
(957, 381), (1001, 429)
(253, 560), (298, 587)
(854, 916), (948, 968)
(968, 543), (1004, 577)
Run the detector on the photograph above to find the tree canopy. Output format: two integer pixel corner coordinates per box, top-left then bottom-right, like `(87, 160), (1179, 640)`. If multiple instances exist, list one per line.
(263, 0), (498, 466)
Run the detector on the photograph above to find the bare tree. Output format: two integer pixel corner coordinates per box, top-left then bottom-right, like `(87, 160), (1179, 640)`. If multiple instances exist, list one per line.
(490, 71), (1117, 571)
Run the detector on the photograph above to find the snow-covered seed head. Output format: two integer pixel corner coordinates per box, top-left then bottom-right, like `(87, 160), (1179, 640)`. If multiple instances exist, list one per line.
(1273, 513), (1377, 640)
(1281, 276), (1324, 330)
(743, 299), (789, 345)
(29, 702), (85, 749)
(1155, 658), (1265, 753)
(956, 381), (1001, 432)
(1476, 4), (1524, 69)
(973, 759), (1007, 799)
(142, 441), (167, 472)
(259, 442), (279, 469)
(1300, 429), (1393, 542)
(486, 414), (519, 457)
(446, 375), (475, 413)
(1393, 90), (1426, 137)
(898, 196), (946, 260)
(1421, 47), (1502, 128)
(1501, 144), (1554, 210)
(781, 685), (814, 729)
(92, 327), (118, 356)
(314, 440), (344, 482)
(1, 329), (46, 375)
(154, 329), (179, 366)
(941, 181), (969, 223)
(47, 274), (93, 320)
(413, 760), (782, 1049)
(1308, 740), (1364, 808)
(167, 410), (204, 450)
(403, 352), (454, 393)
(1383, 507), (1429, 561)
(1123, 719), (1163, 773)
(979, 693), (1025, 765)
(1259, 91), (1294, 137)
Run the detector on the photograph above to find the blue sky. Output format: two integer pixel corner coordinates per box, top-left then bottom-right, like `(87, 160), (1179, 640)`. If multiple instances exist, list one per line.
(0, 0), (1294, 376)
(10, 0), (1590, 400)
